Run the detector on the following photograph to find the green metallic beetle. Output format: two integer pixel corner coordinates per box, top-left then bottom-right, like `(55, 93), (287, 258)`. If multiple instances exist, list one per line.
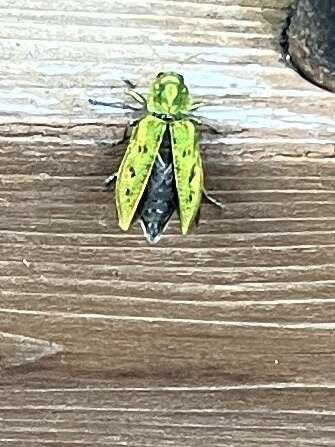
(90, 72), (224, 243)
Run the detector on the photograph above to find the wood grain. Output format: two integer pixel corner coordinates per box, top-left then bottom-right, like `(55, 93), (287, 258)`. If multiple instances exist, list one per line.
(1, 0), (335, 445)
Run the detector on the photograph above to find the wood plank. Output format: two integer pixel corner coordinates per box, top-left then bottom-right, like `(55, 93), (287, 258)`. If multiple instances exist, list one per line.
(1, 0), (335, 445)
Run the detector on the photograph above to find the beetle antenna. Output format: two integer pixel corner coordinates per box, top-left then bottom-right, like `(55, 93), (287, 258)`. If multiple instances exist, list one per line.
(88, 98), (141, 111)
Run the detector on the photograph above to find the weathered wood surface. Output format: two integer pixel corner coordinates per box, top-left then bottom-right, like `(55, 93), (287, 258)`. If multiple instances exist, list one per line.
(1, 0), (335, 445)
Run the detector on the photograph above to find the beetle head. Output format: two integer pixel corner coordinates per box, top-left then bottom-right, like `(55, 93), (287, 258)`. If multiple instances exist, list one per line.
(147, 72), (192, 116)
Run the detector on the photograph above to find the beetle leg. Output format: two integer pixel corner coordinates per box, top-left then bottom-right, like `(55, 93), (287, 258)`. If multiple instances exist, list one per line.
(189, 102), (204, 112)
(189, 116), (223, 134)
(195, 208), (201, 226)
(98, 116), (143, 154)
(126, 89), (147, 106)
(189, 115), (202, 125)
(104, 173), (117, 191)
(119, 122), (134, 142)
(104, 124), (132, 150)
(203, 189), (225, 209)
(190, 115), (247, 136)
(123, 79), (137, 89)
(119, 117), (143, 143)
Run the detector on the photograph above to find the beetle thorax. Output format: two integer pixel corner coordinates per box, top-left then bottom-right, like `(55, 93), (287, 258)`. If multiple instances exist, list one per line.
(147, 72), (192, 117)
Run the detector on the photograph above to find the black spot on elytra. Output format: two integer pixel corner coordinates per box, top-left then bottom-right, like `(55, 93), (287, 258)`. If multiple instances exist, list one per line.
(182, 150), (187, 158)
(189, 193), (193, 202)
(129, 167), (136, 177)
(125, 188), (131, 196)
(189, 164), (196, 183)
(143, 146), (148, 153)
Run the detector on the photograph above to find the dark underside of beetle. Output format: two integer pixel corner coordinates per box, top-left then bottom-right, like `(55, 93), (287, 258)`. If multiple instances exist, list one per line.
(138, 128), (178, 243)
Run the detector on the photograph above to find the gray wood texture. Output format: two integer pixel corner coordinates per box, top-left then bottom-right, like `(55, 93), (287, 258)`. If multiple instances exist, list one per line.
(1, 0), (335, 445)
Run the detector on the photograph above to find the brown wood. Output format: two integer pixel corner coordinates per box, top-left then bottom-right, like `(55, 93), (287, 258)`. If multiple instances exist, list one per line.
(1, 0), (335, 445)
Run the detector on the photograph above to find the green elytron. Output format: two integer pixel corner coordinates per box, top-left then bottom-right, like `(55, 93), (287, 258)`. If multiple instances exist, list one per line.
(90, 72), (224, 243)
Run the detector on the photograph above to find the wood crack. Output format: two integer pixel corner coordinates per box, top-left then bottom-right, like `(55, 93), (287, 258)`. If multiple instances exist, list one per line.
(0, 331), (63, 370)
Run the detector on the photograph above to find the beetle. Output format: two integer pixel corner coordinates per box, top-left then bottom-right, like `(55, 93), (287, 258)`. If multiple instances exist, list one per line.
(89, 72), (224, 243)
